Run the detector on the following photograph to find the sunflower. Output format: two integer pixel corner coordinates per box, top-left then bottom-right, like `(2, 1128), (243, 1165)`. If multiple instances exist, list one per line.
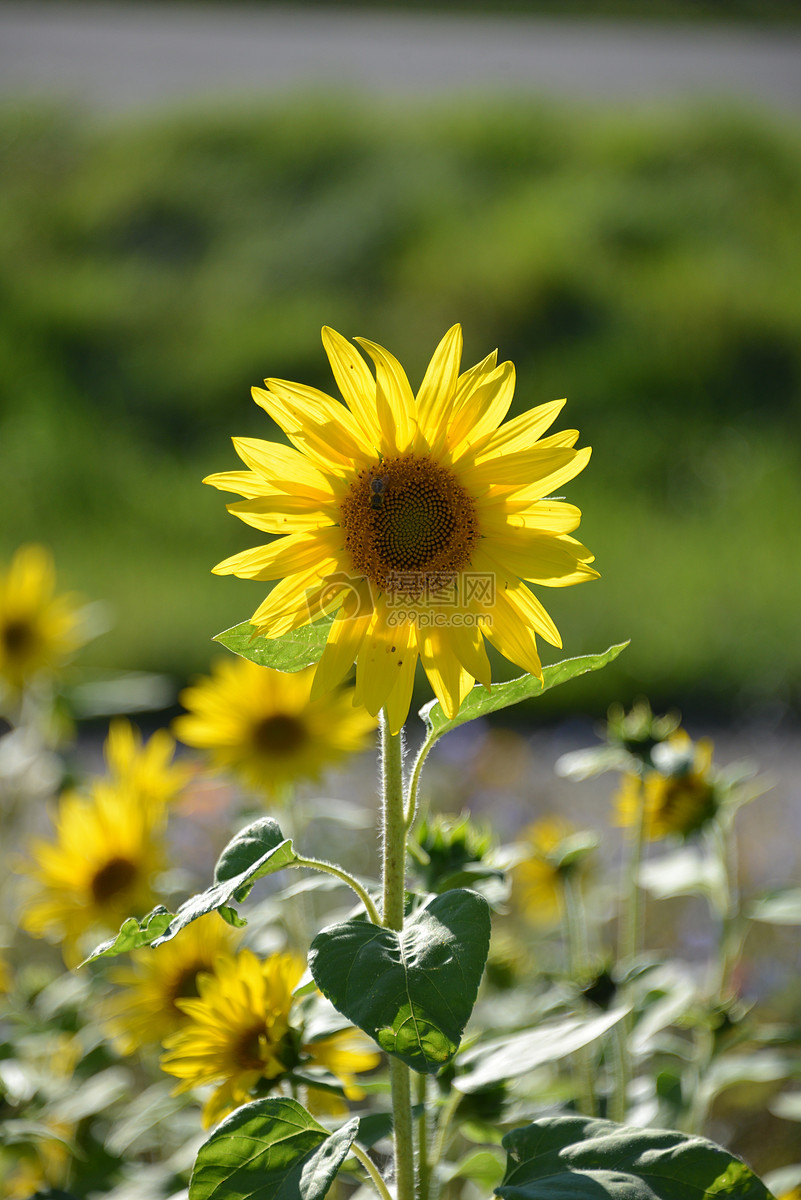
(102, 913), (238, 1055)
(206, 325), (596, 733)
(18, 780), (165, 966)
(0, 544), (87, 692)
(160, 948), (380, 1127)
(173, 657), (376, 796)
(615, 734), (719, 841)
(512, 816), (579, 927)
(104, 717), (190, 814)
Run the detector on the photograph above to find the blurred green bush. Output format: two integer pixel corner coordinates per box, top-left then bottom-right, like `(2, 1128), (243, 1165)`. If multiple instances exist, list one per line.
(1, 96), (799, 719)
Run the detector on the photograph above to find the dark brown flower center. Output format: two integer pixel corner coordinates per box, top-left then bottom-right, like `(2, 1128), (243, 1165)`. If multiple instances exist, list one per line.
(90, 855), (139, 904)
(236, 1025), (271, 1071)
(1, 618), (35, 660)
(170, 965), (204, 1010)
(250, 714), (307, 756)
(340, 456), (479, 594)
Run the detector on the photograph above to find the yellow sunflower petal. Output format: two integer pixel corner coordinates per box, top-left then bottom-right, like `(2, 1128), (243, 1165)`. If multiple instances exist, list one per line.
(354, 337), (415, 454)
(472, 397), (567, 462)
(445, 622), (492, 691)
(212, 528), (343, 582)
(354, 610), (414, 718)
(480, 498), (583, 535)
(224, 495), (340, 535)
(230, 438), (334, 496)
(448, 359), (516, 456)
(310, 608), (373, 699)
(321, 325), (382, 449)
(414, 323), (463, 452)
(203, 469), (269, 499)
(460, 444), (579, 491)
(418, 628), (473, 719)
(489, 533), (599, 587)
(381, 620), (418, 736)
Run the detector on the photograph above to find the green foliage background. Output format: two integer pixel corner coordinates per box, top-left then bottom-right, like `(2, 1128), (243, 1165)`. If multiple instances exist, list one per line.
(2, 96), (800, 718)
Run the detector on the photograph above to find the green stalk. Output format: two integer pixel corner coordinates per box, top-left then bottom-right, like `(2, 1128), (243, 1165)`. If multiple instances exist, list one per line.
(380, 710), (416, 1200)
(352, 1143), (395, 1200)
(561, 870), (597, 1117)
(417, 1074), (431, 1200)
(614, 782), (648, 1121)
(291, 855), (381, 924)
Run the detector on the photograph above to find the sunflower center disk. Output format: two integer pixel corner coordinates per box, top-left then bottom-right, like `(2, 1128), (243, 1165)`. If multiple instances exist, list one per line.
(90, 855), (139, 904)
(250, 714), (307, 756)
(341, 456), (479, 598)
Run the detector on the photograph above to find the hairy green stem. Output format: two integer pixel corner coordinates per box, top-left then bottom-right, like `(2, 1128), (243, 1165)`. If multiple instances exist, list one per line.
(416, 1074), (431, 1200)
(352, 1143), (395, 1200)
(380, 711), (416, 1200)
(405, 727), (437, 830)
(292, 855), (380, 925)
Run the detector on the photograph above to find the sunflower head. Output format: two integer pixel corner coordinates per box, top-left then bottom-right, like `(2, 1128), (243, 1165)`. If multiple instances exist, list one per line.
(160, 948), (379, 1127)
(206, 325), (597, 732)
(173, 657), (376, 798)
(0, 544), (88, 692)
(102, 913), (239, 1055)
(615, 734), (720, 841)
(512, 816), (594, 927)
(18, 780), (165, 966)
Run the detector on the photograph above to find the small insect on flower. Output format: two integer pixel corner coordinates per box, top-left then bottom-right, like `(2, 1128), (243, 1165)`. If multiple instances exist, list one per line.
(370, 475), (388, 510)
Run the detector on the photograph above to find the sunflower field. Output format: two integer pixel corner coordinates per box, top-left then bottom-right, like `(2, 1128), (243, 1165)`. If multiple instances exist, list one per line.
(1, 81), (801, 1200)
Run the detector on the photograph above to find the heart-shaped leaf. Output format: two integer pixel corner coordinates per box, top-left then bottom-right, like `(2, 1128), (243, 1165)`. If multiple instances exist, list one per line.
(496, 1115), (774, 1199)
(214, 617), (336, 672)
(190, 1098), (358, 1200)
(309, 889), (491, 1075)
(420, 643), (628, 736)
(82, 819), (297, 962)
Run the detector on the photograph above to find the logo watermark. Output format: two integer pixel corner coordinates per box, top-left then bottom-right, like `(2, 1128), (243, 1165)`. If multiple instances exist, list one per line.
(306, 571), (497, 627)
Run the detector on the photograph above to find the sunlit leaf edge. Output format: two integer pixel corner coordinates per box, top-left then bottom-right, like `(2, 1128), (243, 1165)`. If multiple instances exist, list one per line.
(82, 824), (297, 963)
(189, 1097), (358, 1200)
(213, 615), (336, 673)
(420, 642), (629, 735)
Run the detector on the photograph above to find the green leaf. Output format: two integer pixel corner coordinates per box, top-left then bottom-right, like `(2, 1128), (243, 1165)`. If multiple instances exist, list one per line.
(420, 643), (629, 736)
(80, 907), (175, 964)
(455, 1008), (629, 1093)
(496, 1115), (774, 1199)
(213, 617), (336, 672)
(82, 820), (297, 962)
(748, 888), (801, 925)
(190, 1098), (358, 1200)
(309, 889), (491, 1074)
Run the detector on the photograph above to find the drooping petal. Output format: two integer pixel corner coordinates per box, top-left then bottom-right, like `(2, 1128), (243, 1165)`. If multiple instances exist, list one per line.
(250, 569), (343, 638)
(354, 608), (415, 717)
(382, 623), (419, 736)
(418, 627), (473, 719)
(311, 606), (373, 699)
(445, 622), (492, 691)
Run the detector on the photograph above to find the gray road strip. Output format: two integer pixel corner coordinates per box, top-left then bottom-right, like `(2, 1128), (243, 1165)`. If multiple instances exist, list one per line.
(1, 2), (800, 113)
